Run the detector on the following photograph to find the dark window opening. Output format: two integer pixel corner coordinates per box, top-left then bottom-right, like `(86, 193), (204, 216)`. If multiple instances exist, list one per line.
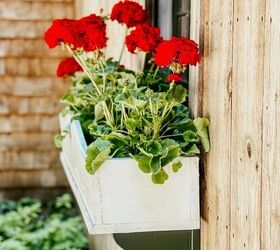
(146, 0), (191, 38)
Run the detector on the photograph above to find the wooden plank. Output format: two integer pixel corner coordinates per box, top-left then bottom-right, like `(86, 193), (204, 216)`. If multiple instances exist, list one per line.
(261, 1), (280, 249)
(230, 1), (265, 249)
(189, 0), (201, 117)
(199, 0), (233, 249)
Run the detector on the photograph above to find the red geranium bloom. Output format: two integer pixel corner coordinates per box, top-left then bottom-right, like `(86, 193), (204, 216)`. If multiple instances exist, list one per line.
(56, 58), (83, 77)
(111, 0), (147, 27)
(79, 14), (107, 51)
(167, 73), (183, 83)
(45, 15), (107, 52)
(125, 24), (163, 53)
(44, 19), (76, 48)
(154, 37), (201, 67)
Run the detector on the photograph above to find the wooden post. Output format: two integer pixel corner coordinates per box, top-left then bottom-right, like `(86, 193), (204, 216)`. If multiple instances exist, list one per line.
(190, 0), (280, 249)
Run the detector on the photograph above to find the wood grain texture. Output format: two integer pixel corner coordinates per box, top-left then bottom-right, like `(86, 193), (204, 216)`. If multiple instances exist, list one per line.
(262, 1), (280, 249)
(198, 0), (233, 249)
(230, 1), (265, 249)
(196, 0), (280, 249)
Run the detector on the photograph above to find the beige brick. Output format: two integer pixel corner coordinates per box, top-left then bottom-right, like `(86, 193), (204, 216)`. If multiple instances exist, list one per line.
(0, 2), (74, 20)
(0, 115), (59, 133)
(0, 39), (67, 58)
(0, 133), (55, 151)
(0, 96), (64, 115)
(0, 60), (5, 75)
(0, 77), (67, 97)
(0, 170), (68, 188)
(0, 21), (50, 39)
(2, 58), (61, 76)
(0, 150), (60, 170)
(12, 0), (73, 2)
(0, 98), (9, 114)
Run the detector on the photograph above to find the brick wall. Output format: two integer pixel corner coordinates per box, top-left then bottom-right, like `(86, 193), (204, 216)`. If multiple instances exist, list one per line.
(0, 0), (75, 188)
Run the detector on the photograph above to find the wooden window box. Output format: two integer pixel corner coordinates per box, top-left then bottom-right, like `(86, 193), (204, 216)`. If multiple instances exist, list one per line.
(59, 114), (200, 234)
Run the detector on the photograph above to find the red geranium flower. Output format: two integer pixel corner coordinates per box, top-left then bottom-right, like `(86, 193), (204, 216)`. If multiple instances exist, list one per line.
(44, 19), (76, 48)
(125, 24), (163, 53)
(45, 15), (107, 52)
(111, 0), (147, 27)
(79, 14), (107, 51)
(167, 73), (183, 83)
(56, 58), (83, 77)
(154, 37), (201, 69)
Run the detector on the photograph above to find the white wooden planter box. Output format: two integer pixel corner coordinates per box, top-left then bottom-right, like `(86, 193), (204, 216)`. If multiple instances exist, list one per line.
(59, 114), (200, 235)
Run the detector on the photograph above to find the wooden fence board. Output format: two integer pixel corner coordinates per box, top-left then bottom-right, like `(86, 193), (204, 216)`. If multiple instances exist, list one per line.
(198, 1), (233, 250)
(230, 1), (265, 249)
(262, 1), (280, 249)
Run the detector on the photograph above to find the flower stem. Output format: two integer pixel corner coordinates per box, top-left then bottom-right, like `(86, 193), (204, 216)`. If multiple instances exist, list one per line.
(65, 45), (115, 129)
(118, 27), (128, 63)
(65, 45), (102, 95)
(153, 66), (159, 79)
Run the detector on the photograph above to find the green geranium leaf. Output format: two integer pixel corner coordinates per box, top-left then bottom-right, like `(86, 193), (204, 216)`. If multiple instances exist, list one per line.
(172, 160), (183, 173)
(170, 85), (187, 103)
(147, 141), (162, 156)
(160, 139), (181, 167)
(193, 118), (210, 152)
(182, 144), (200, 156)
(61, 93), (75, 104)
(152, 169), (169, 184)
(137, 147), (153, 158)
(149, 156), (161, 174)
(183, 130), (200, 144)
(94, 103), (104, 122)
(85, 139), (111, 174)
(132, 154), (151, 173)
(103, 132), (128, 148)
(54, 134), (64, 148)
(125, 118), (141, 130)
(123, 96), (147, 109)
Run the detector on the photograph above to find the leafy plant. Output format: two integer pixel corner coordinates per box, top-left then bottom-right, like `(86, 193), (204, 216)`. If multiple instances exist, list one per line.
(46, 0), (210, 184)
(60, 58), (209, 184)
(0, 194), (88, 250)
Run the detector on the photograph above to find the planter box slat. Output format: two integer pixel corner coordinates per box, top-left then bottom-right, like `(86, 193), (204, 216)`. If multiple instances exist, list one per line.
(60, 114), (200, 234)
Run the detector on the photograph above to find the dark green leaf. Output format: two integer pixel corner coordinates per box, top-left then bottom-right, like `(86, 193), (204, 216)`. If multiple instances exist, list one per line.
(147, 141), (162, 156)
(169, 85), (187, 103)
(160, 139), (181, 167)
(149, 156), (161, 174)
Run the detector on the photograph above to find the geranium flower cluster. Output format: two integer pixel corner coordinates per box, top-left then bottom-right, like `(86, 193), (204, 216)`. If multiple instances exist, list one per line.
(111, 0), (147, 27)
(45, 14), (107, 51)
(56, 58), (83, 77)
(45, 0), (201, 82)
(125, 24), (163, 53)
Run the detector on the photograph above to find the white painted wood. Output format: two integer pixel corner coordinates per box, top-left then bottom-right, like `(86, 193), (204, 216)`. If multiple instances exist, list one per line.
(59, 114), (200, 235)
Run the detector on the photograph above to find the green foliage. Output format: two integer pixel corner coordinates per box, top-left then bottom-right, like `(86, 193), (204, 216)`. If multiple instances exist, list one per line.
(59, 56), (210, 184)
(86, 139), (111, 174)
(0, 194), (88, 250)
